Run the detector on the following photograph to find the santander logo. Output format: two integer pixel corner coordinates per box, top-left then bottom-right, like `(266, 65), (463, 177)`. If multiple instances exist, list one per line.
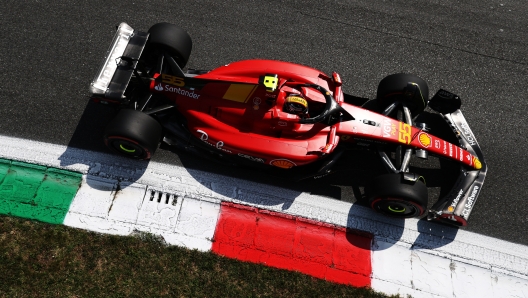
(153, 83), (200, 99)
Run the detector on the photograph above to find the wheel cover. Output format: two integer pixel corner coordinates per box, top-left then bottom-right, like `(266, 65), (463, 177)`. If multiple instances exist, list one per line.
(108, 137), (147, 159)
(371, 197), (424, 218)
(119, 144), (137, 153)
(387, 205), (406, 213)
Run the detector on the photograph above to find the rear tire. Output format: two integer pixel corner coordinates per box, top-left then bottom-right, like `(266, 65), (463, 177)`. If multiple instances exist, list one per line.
(377, 73), (429, 115)
(147, 23), (193, 68)
(104, 109), (162, 160)
(366, 173), (428, 218)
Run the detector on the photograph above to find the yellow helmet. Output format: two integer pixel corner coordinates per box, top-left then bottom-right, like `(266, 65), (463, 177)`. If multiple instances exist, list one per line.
(284, 95), (308, 115)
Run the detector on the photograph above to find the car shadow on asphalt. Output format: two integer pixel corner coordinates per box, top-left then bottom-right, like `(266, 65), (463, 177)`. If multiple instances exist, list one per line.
(61, 100), (460, 249)
(58, 100), (149, 190)
(178, 146), (460, 250)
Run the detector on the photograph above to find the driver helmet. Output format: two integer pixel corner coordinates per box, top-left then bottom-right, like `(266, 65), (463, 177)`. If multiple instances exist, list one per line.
(284, 94), (308, 115)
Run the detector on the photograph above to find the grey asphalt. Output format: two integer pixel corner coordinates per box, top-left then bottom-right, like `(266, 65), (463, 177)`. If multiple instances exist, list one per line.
(1, 0), (527, 245)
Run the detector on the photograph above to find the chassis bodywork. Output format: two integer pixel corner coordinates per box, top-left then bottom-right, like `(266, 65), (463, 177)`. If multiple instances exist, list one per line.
(89, 23), (487, 226)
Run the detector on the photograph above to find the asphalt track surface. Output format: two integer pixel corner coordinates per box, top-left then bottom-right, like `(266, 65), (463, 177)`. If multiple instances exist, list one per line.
(1, 1), (527, 246)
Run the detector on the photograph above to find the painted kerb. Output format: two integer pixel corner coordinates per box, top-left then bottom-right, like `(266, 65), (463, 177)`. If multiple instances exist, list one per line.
(0, 158), (82, 224)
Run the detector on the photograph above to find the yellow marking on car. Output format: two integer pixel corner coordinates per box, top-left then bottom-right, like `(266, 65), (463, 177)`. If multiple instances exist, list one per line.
(286, 96), (308, 107)
(418, 132), (432, 148)
(473, 157), (482, 170)
(223, 84), (258, 103)
(398, 122), (412, 145)
(161, 74), (185, 87)
(261, 75), (278, 92)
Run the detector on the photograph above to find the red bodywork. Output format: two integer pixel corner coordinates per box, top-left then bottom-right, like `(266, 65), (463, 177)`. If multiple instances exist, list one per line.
(149, 59), (481, 171)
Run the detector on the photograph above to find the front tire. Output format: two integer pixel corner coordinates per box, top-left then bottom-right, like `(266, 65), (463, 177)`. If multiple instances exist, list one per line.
(104, 109), (162, 160)
(366, 173), (428, 218)
(377, 73), (429, 115)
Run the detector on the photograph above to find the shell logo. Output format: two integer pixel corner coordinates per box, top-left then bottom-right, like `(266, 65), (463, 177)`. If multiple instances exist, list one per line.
(473, 157), (482, 170)
(270, 159), (296, 169)
(418, 132), (432, 148)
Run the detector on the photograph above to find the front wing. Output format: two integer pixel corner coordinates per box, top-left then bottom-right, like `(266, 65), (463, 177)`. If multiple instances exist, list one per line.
(428, 109), (488, 226)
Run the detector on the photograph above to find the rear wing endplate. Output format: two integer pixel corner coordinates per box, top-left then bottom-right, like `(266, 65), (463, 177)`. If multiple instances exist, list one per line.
(89, 23), (148, 102)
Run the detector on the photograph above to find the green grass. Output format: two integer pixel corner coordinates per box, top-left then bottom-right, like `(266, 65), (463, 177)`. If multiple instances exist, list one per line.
(0, 215), (396, 298)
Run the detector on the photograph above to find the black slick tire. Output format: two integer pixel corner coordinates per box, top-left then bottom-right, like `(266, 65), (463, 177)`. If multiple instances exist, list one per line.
(377, 73), (429, 115)
(104, 109), (162, 160)
(147, 23), (192, 68)
(366, 173), (428, 218)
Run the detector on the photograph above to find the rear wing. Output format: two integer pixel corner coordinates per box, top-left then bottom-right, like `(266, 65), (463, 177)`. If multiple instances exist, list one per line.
(89, 23), (148, 103)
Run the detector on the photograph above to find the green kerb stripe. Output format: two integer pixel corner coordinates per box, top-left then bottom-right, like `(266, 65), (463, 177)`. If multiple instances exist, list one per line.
(0, 159), (82, 224)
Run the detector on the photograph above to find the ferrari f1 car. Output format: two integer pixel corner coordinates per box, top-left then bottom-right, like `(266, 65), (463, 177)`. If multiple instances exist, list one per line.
(89, 23), (487, 226)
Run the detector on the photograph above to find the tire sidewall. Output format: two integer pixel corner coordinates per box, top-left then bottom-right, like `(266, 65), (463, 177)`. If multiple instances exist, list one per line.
(104, 109), (162, 160)
(366, 173), (428, 218)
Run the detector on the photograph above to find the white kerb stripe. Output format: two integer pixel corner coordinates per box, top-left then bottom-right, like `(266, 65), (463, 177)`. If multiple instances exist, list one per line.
(63, 175), (221, 251)
(1, 134), (528, 297)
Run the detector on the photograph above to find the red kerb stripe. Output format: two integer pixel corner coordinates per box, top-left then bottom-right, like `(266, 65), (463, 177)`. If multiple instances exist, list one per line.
(212, 202), (373, 287)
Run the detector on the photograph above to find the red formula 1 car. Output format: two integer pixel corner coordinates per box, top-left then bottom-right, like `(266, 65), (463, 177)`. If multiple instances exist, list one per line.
(89, 23), (487, 226)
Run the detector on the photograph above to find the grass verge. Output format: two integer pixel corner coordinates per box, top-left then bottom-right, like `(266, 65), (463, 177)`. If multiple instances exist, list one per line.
(0, 215), (396, 297)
